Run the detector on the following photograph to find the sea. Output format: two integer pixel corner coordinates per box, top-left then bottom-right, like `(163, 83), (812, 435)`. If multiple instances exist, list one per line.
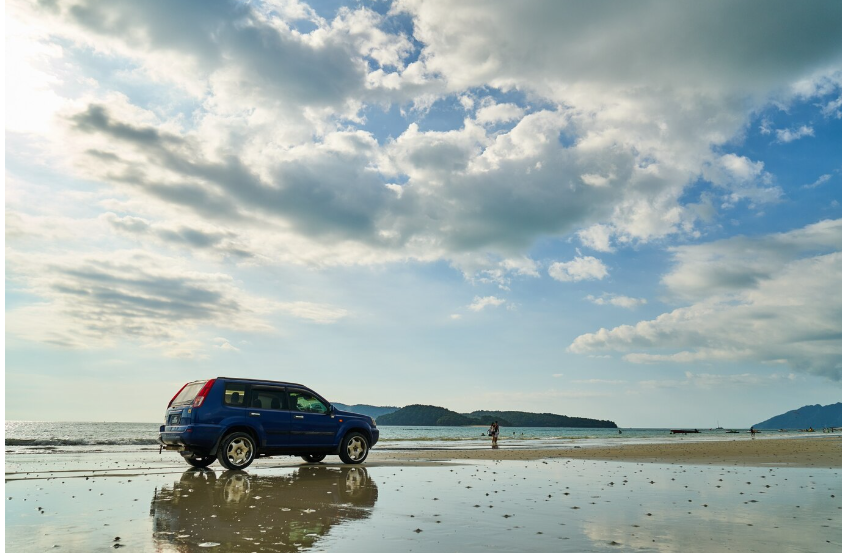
(6, 420), (822, 456)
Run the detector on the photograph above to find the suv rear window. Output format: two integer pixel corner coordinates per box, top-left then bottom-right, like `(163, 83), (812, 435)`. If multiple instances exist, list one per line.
(171, 381), (207, 406)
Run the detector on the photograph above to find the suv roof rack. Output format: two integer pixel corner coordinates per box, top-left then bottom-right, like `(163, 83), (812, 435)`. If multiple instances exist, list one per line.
(216, 376), (309, 389)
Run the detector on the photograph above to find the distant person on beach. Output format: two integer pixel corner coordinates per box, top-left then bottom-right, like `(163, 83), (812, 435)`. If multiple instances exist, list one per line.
(750, 426), (757, 437)
(489, 422), (499, 446)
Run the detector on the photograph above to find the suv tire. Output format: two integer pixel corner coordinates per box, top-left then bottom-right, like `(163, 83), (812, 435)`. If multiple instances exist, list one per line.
(218, 432), (257, 470)
(182, 453), (216, 468)
(338, 432), (369, 464)
(301, 454), (327, 463)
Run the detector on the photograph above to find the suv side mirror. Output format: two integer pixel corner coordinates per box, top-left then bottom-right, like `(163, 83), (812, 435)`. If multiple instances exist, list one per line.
(329, 405), (336, 417)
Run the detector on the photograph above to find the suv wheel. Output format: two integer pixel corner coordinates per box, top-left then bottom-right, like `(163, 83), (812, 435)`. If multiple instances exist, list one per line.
(218, 432), (256, 470)
(300, 454), (327, 463)
(338, 432), (369, 464)
(182, 453), (216, 468)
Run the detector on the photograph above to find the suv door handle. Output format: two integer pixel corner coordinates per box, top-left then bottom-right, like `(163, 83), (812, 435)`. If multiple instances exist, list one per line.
(249, 412), (260, 417)
(294, 415), (304, 419)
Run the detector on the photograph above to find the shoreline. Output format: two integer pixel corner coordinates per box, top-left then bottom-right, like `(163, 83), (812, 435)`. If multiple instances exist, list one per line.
(372, 435), (842, 468)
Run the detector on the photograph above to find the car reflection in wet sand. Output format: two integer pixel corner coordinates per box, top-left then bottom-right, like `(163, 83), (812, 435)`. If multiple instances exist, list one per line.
(150, 465), (378, 552)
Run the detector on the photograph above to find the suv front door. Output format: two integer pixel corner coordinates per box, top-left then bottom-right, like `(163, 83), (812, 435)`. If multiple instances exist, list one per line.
(288, 389), (339, 448)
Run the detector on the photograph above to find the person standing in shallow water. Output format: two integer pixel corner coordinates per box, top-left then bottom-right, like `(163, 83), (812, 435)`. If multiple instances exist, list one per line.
(489, 421), (500, 446)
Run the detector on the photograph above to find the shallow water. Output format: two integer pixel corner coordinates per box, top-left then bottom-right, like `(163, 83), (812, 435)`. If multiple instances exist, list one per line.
(5, 450), (840, 552)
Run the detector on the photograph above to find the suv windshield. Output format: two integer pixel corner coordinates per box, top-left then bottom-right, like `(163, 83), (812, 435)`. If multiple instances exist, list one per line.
(171, 381), (207, 406)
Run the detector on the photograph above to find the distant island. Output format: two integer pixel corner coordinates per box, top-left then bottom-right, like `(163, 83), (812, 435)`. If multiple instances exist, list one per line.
(754, 402), (842, 430)
(470, 410), (617, 428)
(333, 403), (398, 420)
(375, 404), (617, 428)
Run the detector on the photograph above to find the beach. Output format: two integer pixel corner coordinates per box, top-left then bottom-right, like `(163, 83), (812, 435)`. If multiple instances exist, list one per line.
(376, 434), (842, 468)
(6, 435), (841, 552)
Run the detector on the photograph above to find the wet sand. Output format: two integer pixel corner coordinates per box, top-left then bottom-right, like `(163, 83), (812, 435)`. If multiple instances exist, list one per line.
(6, 437), (841, 552)
(374, 435), (842, 468)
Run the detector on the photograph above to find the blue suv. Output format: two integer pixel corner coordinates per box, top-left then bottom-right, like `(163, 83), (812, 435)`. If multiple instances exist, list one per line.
(158, 377), (379, 469)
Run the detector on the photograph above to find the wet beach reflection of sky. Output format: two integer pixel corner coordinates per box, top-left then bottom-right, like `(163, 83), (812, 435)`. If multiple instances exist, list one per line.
(5, 455), (841, 552)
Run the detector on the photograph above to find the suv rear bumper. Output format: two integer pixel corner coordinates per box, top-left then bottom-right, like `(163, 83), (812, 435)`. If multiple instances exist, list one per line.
(159, 424), (219, 454)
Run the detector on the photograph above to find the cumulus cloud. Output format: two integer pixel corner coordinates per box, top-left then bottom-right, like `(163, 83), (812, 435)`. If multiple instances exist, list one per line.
(776, 125), (814, 143)
(468, 296), (506, 311)
(7, 0), (842, 369)
(702, 154), (781, 207)
(7, 0), (841, 282)
(475, 102), (525, 125)
(662, 218), (842, 299)
(578, 224), (614, 252)
(586, 294), (647, 309)
(549, 256), (608, 282)
(570, 220), (842, 380)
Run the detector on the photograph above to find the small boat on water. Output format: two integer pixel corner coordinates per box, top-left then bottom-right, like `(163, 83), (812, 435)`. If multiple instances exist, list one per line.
(726, 430), (739, 433)
(670, 429), (700, 434)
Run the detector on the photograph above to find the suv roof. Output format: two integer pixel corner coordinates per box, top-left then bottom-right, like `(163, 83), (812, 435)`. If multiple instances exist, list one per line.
(216, 376), (310, 388)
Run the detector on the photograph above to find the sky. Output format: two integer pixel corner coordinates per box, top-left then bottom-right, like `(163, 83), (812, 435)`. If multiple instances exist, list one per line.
(5, 0), (842, 426)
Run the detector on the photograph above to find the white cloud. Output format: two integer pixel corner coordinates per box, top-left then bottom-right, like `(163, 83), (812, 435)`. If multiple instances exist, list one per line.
(803, 173), (832, 189)
(662, 218), (842, 299)
(639, 371), (796, 390)
(276, 301), (349, 324)
(549, 256), (608, 282)
(571, 379), (628, 385)
(578, 224), (614, 252)
(5, 248), (348, 356)
(776, 125), (814, 143)
(586, 294), (647, 309)
(570, 220), (842, 380)
(822, 94), (842, 118)
(468, 296), (506, 311)
(12, 0), (840, 278)
(214, 337), (241, 353)
(580, 172), (614, 188)
(475, 102), (525, 125)
(703, 154), (781, 207)
(6, 0), (842, 376)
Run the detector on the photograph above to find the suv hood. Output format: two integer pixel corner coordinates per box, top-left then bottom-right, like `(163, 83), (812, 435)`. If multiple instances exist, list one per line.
(333, 409), (374, 422)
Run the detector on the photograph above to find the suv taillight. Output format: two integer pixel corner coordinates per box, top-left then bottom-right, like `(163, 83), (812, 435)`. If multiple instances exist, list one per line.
(192, 379), (216, 408)
(168, 382), (190, 408)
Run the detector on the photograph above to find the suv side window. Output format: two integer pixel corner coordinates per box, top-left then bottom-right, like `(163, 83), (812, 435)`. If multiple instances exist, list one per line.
(289, 390), (329, 414)
(251, 387), (287, 410)
(224, 383), (248, 407)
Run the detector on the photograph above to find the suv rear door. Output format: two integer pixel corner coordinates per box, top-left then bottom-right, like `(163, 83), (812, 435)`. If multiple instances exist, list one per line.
(243, 385), (291, 449)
